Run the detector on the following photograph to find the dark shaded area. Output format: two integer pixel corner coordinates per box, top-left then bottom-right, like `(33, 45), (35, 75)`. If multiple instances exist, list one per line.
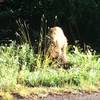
(12, 93), (25, 100)
(0, 0), (100, 52)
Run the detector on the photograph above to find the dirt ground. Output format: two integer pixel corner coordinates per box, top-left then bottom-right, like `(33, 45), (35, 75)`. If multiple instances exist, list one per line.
(12, 92), (100, 100)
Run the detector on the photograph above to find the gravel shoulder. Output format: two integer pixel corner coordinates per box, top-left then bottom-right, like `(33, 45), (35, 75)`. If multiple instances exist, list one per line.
(12, 92), (100, 100)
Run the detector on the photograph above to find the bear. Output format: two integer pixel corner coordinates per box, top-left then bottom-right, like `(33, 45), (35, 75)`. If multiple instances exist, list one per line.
(47, 26), (68, 64)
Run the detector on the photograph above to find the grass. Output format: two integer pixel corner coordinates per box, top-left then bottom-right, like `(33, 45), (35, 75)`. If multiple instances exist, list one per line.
(0, 42), (99, 91)
(0, 19), (100, 99)
(0, 42), (99, 99)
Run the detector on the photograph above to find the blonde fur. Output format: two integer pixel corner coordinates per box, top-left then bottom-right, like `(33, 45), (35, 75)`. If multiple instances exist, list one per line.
(48, 26), (68, 64)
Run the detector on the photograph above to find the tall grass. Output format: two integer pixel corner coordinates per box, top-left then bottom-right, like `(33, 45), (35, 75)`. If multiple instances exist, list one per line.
(16, 19), (31, 45)
(0, 42), (18, 91)
(0, 18), (100, 92)
(18, 45), (100, 90)
(0, 41), (100, 91)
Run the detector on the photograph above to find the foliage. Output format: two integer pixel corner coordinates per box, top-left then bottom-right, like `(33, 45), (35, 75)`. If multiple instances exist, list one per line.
(0, 18), (100, 92)
(0, 41), (99, 92)
(0, 42), (18, 91)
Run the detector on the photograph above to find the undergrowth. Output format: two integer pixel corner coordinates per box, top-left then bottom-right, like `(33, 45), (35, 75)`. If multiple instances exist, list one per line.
(0, 18), (100, 93)
(0, 42), (99, 92)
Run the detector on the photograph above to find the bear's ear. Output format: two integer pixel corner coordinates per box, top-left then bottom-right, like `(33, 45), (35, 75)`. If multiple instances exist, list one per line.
(48, 27), (50, 30)
(48, 27), (52, 33)
(49, 27), (57, 35)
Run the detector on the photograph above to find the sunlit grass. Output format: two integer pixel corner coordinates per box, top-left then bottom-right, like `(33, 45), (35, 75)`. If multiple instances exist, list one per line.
(0, 41), (99, 93)
(0, 19), (100, 96)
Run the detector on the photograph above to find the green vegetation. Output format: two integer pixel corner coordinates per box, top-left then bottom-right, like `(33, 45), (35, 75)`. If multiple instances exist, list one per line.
(0, 20), (99, 96)
(0, 41), (99, 93)
(0, 0), (100, 99)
